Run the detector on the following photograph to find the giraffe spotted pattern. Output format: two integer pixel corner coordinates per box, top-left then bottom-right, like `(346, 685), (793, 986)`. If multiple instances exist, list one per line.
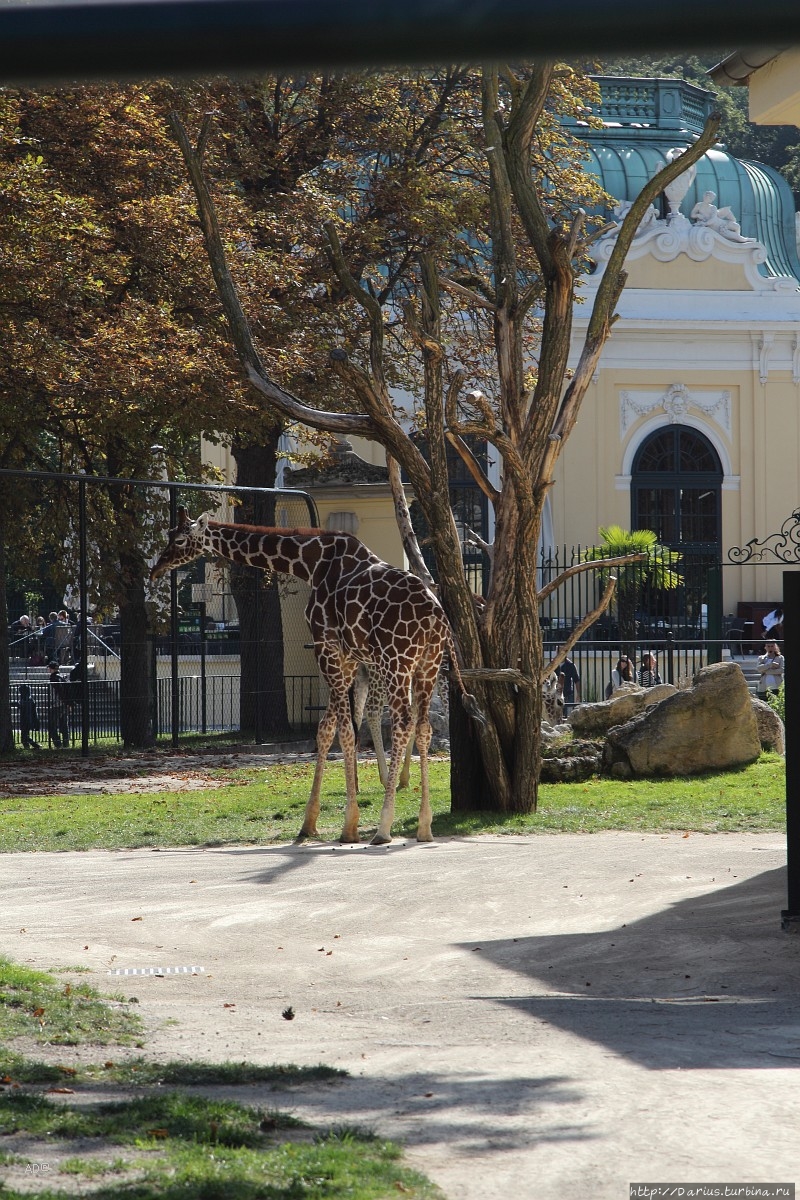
(150, 509), (483, 844)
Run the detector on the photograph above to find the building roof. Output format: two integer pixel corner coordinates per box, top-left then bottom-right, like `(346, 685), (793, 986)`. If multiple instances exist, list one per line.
(707, 47), (785, 87)
(570, 76), (800, 281)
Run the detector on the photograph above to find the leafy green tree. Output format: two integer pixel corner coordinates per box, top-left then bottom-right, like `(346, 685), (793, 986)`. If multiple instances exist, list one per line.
(0, 84), (248, 746)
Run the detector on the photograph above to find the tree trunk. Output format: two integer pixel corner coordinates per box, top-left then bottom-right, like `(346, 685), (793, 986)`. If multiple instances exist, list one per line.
(118, 554), (155, 748)
(229, 435), (291, 740)
(0, 522), (15, 754)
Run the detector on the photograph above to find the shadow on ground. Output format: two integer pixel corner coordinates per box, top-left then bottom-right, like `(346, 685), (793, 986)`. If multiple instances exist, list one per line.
(463, 867), (800, 1070)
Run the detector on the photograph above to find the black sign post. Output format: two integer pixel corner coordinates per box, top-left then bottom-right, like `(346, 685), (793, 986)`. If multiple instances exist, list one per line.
(782, 570), (800, 932)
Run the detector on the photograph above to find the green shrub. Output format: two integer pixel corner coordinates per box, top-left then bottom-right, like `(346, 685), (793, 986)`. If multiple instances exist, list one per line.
(766, 682), (785, 723)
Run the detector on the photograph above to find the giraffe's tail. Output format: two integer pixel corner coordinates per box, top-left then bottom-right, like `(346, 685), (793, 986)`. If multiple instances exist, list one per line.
(445, 629), (487, 728)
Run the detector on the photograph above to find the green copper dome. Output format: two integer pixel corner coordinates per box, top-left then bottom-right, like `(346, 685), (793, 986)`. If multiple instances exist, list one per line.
(568, 77), (800, 281)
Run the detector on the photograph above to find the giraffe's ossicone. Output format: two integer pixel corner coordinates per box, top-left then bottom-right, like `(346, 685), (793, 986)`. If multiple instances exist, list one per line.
(150, 508), (484, 844)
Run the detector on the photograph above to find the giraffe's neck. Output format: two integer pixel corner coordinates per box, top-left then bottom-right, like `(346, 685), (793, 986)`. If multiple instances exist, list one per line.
(204, 523), (372, 584)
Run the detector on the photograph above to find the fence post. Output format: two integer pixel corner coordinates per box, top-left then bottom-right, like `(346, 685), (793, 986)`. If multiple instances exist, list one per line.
(706, 564), (722, 664)
(169, 489), (180, 747)
(199, 600), (207, 735)
(666, 629), (674, 685)
(782, 570), (800, 931)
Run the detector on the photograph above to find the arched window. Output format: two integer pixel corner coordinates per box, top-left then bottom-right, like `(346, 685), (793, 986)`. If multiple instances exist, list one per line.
(632, 425), (722, 551)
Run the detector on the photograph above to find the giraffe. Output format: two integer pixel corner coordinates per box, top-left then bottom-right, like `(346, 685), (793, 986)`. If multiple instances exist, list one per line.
(542, 674), (565, 724)
(150, 509), (484, 844)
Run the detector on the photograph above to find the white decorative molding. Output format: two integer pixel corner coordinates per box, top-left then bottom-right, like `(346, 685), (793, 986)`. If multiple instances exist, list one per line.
(793, 333), (800, 386)
(758, 333), (775, 384)
(662, 149), (697, 219)
(592, 172), (799, 295)
(620, 383), (731, 438)
(621, 413), (734, 480)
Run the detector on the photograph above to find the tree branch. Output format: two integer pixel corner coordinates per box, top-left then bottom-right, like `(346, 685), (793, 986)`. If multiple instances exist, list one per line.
(540, 112), (722, 481)
(444, 431), (500, 503)
(169, 110), (376, 440)
(543, 575), (617, 681)
(386, 453), (437, 590)
(536, 552), (646, 604)
(438, 274), (497, 311)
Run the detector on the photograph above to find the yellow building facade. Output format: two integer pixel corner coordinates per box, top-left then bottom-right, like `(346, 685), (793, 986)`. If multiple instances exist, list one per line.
(554, 77), (800, 631)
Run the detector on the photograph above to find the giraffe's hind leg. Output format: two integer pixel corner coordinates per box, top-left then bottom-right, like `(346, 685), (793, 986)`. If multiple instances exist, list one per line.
(412, 673), (437, 841)
(297, 700), (338, 841)
(371, 676), (414, 845)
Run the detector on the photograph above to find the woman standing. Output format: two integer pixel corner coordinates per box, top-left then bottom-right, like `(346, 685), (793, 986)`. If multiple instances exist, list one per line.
(638, 652), (662, 688)
(606, 655), (634, 697)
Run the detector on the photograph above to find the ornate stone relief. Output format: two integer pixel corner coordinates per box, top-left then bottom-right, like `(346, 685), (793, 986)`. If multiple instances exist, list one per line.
(593, 154), (799, 294)
(619, 383), (731, 438)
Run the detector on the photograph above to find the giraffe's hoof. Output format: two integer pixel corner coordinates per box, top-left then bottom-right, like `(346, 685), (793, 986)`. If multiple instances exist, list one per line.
(370, 832), (392, 846)
(294, 830), (316, 844)
(339, 832), (361, 844)
(416, 830), (434, 843)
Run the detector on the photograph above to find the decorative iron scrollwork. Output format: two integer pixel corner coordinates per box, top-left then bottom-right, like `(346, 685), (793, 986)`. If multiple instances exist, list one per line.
(727, 508), (800, 563)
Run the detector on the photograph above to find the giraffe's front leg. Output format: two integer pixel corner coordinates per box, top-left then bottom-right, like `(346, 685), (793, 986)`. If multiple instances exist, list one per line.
(337, 689), (361, 843)
(297, 702), (337, 841)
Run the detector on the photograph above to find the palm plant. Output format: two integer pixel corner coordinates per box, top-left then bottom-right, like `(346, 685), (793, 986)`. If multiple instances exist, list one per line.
(586, 526), (682, 653)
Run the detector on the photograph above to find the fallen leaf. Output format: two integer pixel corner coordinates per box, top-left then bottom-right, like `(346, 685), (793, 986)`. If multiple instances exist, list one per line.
(131, 916), (143, 922)
(46, 1087), (75, 1094)
(223, 1002), (236, 1009)
(282, 1006), (295, 1021)
(147, 1129), (169, 1139)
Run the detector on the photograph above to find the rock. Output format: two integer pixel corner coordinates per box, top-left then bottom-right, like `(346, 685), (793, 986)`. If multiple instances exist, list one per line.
(540, 755), (600, 783)
(568, 682), (677, 737)
(751, 696), (785, 755)
(602, 661), (761, 778)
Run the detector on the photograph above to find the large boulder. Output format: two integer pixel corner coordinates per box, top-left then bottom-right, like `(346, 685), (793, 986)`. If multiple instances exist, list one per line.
(568, 682), (676, 737)
(602, 661), (761, 778)
(751, 696), (785, 755)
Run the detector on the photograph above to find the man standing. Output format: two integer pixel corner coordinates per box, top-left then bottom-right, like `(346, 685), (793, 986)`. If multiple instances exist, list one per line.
(757, 639), (784, 701)
(47, 661), (70, 748)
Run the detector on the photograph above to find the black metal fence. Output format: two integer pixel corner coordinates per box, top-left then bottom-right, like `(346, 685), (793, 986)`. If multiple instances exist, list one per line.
(4, 466), (795, 753)
(2, 469), (321, 754)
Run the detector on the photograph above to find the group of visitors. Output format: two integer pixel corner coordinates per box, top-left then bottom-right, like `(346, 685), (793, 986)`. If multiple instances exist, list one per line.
(7, 610), (76, 664)
(606, 652), (663, 698)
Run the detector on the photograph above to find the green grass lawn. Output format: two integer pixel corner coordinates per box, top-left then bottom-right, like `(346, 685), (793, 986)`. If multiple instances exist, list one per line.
(0, 958), (441, 1200)
(0, 754), (786, 853)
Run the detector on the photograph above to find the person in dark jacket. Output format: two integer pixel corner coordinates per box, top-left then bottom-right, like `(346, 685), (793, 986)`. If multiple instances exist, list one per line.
(47, 661), (69, 748)
(18, 684), (40, 749)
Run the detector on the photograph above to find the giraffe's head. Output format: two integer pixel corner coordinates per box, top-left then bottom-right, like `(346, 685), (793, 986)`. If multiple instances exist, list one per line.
(149, 509), (213, 581)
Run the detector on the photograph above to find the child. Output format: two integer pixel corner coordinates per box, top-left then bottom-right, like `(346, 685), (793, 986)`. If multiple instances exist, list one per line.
(18, 684), (40, 749)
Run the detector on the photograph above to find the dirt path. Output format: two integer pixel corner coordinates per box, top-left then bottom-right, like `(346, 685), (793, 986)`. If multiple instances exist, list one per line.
(2, 830), (799, 1199)
(0, 744), (316, 795)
